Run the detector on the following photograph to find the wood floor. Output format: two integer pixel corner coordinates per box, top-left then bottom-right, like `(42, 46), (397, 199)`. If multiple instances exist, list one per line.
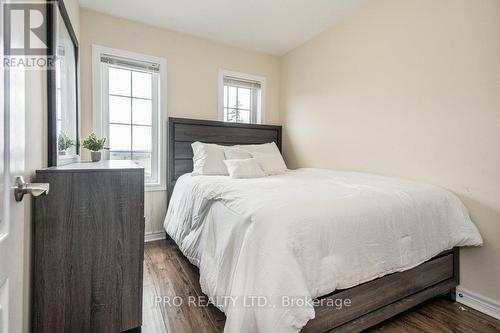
(142, 239), (500, 333)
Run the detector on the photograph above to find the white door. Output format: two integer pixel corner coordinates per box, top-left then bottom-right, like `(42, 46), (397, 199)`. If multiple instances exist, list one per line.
(0, 10), (26, 333)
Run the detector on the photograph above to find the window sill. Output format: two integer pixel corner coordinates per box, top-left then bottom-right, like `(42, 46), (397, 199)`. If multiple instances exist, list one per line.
(145, 184), (166, 192)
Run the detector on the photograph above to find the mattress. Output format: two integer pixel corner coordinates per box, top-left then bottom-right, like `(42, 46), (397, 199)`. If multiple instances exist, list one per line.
(164, 168), (482, 333)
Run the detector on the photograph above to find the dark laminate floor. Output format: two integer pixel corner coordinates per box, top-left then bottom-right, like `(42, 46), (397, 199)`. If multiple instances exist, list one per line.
(142, 239), (500, 333)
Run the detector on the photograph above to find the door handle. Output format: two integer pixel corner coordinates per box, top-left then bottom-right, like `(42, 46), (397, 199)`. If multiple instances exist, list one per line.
(12, 176), (49, 202)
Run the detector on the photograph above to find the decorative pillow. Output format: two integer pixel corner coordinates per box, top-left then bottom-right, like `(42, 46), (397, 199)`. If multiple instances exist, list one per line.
(224, 147), (252, 160)
(223, 158), (266, 179)
(236, 142), (287, 175)
(191, 142), (228, 175)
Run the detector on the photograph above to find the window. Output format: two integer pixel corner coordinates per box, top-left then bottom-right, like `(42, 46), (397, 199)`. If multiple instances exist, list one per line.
(219, 70), (266, 124)
(92, 46), (166, 190)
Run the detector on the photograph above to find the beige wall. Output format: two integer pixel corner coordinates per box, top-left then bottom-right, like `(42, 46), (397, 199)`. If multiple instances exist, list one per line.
(64, 0), (80, 37)
(79, 9), (281, 234)
(281, 0), (500, 302)
(27, 0), (497, 321)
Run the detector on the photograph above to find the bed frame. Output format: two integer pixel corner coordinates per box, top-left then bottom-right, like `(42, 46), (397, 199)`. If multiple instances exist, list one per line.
(167, 117), (282, 199)
(166, 117), (458, 333)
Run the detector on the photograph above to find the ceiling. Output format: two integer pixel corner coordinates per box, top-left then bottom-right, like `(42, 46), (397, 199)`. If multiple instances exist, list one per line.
(78, 0), (367, 56)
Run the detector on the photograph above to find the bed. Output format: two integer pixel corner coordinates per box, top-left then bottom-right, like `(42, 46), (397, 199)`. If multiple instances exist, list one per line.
(164, 117), (482, 333)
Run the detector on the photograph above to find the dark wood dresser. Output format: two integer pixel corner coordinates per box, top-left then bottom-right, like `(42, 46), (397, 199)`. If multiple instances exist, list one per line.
(33, 161), (145, 333)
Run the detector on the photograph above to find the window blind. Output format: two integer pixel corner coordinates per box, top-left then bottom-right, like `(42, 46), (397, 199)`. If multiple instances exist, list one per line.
(224, 76), (261, 89)
(100, 54), (160, 73)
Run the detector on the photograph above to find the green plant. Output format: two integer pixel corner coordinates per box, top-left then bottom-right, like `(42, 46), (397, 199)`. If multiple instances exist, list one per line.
(82, 133), (106, 152)
(58, 132), (75, 151)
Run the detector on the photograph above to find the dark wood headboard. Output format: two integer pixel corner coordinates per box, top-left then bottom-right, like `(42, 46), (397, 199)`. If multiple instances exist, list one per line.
(167, 117), (282, 197)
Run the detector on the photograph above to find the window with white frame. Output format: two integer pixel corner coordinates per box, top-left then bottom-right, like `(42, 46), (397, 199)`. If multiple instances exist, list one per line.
(93, 46), (165, 189)
(219, 71), (265, 124)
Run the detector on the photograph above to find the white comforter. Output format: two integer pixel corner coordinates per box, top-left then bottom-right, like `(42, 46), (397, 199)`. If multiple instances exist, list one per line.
(164, 168), (482, 333)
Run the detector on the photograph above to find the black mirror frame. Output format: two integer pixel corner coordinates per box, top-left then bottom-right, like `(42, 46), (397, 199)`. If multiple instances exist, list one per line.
(47, 0), (79, 167)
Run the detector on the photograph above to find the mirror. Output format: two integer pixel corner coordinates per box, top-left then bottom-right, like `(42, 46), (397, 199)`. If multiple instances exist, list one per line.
(48, 0), (79, 166)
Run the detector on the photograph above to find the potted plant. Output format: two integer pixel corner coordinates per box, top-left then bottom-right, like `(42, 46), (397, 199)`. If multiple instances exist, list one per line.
(82, 133), (107, 162)
(58, 132), (75, 155)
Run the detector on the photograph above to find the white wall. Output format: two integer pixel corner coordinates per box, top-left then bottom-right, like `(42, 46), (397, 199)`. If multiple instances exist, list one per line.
(79, 8), (282, 235)
(281, 0), (500, 303)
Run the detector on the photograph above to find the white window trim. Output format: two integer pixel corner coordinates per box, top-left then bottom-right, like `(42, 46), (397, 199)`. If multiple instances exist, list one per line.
(92, 44), (167, 192)
(218, 69), (266, 124)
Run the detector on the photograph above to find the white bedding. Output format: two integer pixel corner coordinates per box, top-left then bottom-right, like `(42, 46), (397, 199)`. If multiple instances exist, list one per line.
(164, 168), (482, 333)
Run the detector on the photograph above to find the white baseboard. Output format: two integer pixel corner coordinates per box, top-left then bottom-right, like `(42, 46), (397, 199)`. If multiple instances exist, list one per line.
(456, 286), (500, 320)
(144, 231), (166, 242)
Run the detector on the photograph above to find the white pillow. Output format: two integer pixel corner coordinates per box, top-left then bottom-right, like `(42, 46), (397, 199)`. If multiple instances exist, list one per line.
(235, 142), (277, 154)
(191, 142), (228, 175)
(224, 147), (252, 160)
(250, 151), (287, 175)
(223, 158), (266, 179)
(237, 142), (287, 175)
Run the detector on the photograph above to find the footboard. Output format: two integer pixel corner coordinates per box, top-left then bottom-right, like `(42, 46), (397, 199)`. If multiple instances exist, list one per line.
(302, 248), (459, 333)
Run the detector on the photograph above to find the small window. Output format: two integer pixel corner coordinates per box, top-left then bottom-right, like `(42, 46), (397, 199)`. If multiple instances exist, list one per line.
(93, 46), (166, 190)
(219, 70), (265, 124)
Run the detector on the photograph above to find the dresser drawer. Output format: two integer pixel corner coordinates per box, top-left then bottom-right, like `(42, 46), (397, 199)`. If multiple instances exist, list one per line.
(33, 162), (145, 333)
